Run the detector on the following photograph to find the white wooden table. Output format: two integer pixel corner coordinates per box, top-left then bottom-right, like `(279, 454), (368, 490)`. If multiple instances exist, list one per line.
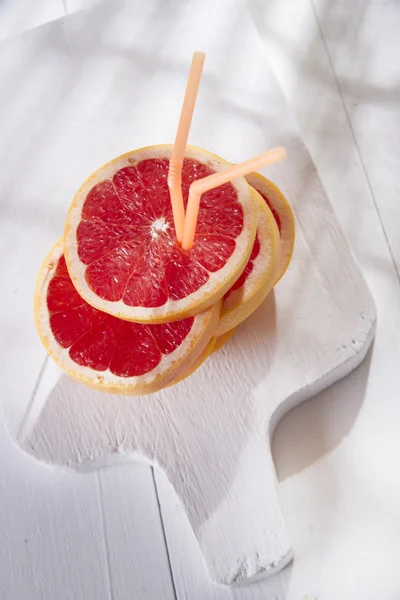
(1, 1), (400, 599)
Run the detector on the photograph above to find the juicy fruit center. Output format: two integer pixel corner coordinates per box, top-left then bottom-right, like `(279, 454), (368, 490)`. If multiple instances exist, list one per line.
(77, 157), (243, 308)
(150, 217), (169, 238)
(47, 255), (194, 377)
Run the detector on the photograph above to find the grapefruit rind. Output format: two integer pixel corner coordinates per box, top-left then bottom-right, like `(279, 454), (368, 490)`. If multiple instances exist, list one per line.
(64, 145), (258, 324)
(34, 240), (221, 395)
(212, 327), (235, 353)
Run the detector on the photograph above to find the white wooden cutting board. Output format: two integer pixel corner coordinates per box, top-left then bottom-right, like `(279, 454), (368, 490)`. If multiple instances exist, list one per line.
(0, 0), (376, 586)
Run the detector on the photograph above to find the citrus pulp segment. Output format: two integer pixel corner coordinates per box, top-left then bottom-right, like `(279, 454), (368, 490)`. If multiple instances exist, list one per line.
(64, 145), (257, 324)
(34, 241), (221, 395)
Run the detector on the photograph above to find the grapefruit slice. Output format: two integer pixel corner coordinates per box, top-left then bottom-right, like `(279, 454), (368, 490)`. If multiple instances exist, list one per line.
(215, 176), (295, 336)
(215, 191), (281, 336)
(245, 173), (295, 283)
(64, 145), (257, 324)
(34, 241), (220, 395)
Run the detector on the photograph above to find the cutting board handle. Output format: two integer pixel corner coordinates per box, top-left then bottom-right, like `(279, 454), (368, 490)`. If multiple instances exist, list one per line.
(161, 431), (292, 585)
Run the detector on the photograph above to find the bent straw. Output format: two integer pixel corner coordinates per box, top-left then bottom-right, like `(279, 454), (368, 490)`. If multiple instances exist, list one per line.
(168, 51), (206, 244)
(182, 146), (287, 250)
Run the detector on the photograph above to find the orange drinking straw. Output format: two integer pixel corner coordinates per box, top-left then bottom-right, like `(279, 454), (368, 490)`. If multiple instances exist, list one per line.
(182, 147), (287, 250)
(168, 51), (206, 244)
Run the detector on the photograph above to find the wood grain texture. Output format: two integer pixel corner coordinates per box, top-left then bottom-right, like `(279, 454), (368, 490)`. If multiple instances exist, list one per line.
(0, 0), (376, 587)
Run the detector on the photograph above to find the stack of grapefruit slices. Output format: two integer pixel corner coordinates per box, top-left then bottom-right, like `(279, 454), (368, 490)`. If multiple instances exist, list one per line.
(34, 145), (294, 395)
